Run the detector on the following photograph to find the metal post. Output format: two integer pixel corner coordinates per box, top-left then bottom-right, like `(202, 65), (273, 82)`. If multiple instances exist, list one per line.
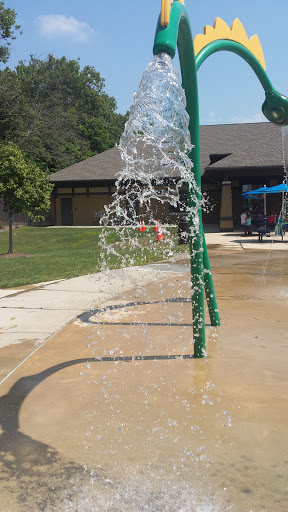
(154, 1), (221, 356)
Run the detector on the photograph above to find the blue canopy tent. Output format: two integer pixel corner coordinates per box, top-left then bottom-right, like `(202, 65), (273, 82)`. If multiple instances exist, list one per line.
(242, 183), (287, 196)
(242, 183), (288, 214)
(242, 186), (269, 196)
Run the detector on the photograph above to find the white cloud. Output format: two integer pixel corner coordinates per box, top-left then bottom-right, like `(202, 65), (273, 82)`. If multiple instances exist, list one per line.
(36, 14), (94, 42)
(231, 111), (267, 124)
(201, 111), (224, 125)
(201, 110), (267, 125)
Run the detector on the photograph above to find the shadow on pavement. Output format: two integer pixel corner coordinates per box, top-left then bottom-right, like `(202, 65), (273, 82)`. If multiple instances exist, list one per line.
(77, 297), (213, 327)
(0, 352), (197, 510)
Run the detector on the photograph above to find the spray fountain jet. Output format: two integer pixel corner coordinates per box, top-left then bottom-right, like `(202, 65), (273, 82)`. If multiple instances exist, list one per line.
(153, 0), (288, 357)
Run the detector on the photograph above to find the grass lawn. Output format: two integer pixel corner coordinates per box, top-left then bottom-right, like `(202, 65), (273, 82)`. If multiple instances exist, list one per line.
(0, 227), (188, 288)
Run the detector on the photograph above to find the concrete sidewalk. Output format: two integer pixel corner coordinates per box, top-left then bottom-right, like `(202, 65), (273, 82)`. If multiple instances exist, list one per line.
(0, 263), (189, 383)
(204, 229), (288, 250)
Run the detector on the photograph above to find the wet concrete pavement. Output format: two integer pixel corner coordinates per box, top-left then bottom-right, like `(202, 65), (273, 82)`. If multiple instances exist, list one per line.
(0, 232), (288, 511)
(0, 266), (183, 384)
(1, 230), (287, 384)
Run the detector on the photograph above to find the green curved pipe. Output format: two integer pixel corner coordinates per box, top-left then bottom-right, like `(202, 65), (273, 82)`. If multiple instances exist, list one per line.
(196, 40), (274, 92)
(153, 1), (288, 356)
(154, 2), (220, 358)
(196, 39), (288, 127)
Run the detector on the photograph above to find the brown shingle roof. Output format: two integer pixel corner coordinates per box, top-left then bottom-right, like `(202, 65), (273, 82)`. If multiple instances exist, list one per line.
(200, 122), (283, 170)
(50, 122), (283, 183)
(50, 146), (124, 182)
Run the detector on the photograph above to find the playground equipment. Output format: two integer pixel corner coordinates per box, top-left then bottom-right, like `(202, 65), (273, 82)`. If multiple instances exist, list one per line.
(154, 0), (288, 357)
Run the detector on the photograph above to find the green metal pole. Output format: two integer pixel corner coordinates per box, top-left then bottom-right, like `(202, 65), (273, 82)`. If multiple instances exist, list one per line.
(153, 2), (221, 356)
(176, 11), (205, 356)
(178, 26), (221, 328)
(201, 224), (220, 326)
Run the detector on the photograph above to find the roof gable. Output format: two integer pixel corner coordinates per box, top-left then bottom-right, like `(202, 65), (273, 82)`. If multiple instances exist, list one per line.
(200, 122), (283, 170)
(50, 146), (125, 182)
(50, 122), (284, 183)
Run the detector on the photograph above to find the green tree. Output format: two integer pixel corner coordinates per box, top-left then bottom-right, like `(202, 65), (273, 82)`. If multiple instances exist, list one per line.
(0, 1), (21, 64)
(0, 55), (126, 172)
(0, 142), (53, 253)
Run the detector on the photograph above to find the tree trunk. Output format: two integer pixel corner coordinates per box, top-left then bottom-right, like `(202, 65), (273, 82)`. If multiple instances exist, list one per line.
(8, 211), (13, 254)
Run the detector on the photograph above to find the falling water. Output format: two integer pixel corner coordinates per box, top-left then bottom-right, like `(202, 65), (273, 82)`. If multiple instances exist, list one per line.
(76, 52), (281, 512)
(99, 52), (201, 269)
(77, 52), (228, 512)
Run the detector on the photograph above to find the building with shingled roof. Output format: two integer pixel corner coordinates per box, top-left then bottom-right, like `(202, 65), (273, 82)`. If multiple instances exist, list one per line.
(49, 122), (285, 230)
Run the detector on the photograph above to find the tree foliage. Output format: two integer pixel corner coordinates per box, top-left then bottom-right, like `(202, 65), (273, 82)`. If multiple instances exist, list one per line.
(0, 141), (53, 252)
(0, 1), (21, 64)
(0, 55), (127, 172)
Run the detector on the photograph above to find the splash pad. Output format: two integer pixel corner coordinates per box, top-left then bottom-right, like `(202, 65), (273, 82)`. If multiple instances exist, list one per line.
(1, 2), (288, 511)
(1, 244), (288, 511)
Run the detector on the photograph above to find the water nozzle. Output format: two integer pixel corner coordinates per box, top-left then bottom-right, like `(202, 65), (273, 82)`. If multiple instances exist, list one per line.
(262, 89), (288, 126)
(153, 1), (187, 58)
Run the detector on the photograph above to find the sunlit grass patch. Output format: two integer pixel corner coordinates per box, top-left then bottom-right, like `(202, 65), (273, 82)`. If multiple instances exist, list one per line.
(0, 227), (188, 288)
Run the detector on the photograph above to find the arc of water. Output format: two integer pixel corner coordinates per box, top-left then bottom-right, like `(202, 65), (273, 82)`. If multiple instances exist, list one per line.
(153, 0), (288, 357)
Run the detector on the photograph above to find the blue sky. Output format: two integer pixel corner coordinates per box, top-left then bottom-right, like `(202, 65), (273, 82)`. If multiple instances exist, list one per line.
(4, 0), (288, 125)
